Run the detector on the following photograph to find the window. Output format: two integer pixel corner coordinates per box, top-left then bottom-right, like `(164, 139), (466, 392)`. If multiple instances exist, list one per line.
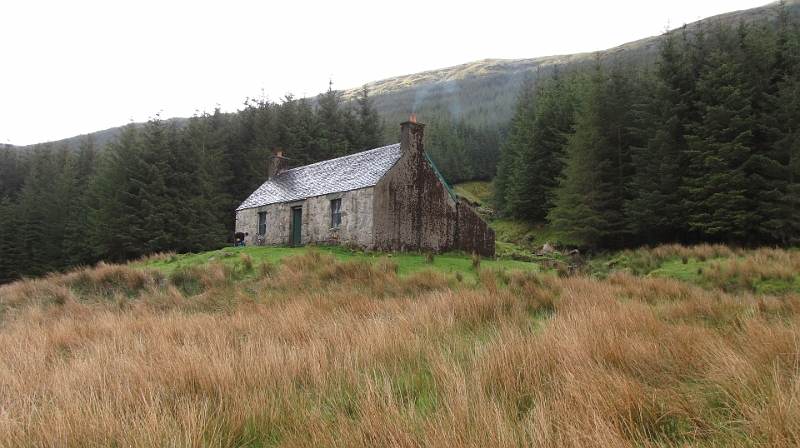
(258, 211), (267, 236)
(330, 199), (341, 229)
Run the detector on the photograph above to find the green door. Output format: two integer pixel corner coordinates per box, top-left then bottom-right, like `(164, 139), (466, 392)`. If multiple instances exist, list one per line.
(291, 207), (302, 246)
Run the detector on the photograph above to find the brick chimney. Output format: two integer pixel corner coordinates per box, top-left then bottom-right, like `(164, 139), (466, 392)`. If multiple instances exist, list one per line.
(400, 115), (425, 153)
(268, 151), (290, 180)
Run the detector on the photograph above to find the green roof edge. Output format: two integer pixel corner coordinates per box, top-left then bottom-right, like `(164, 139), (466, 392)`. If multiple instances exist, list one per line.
(425, 152), (458, 204)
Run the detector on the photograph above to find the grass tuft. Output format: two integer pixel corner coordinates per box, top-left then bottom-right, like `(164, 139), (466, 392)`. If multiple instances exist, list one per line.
(240, 253), (253, 270)
(472, 253), (481, 269)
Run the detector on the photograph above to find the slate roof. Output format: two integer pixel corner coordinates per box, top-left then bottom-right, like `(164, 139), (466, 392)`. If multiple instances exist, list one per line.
(236, 143), (404, 211)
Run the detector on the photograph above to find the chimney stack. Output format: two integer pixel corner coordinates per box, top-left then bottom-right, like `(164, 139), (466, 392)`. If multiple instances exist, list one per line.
(268, 152), (290, 180)
(400, 115), (425, 154)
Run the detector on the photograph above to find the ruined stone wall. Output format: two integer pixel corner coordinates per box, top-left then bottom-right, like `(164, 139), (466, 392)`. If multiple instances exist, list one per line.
(235, 188), (375, 247)
(372, 123), (458, 253)
(457, 204), (495, 257)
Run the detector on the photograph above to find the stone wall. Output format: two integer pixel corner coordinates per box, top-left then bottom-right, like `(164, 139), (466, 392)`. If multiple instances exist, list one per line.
(457, 203), (495, 257)
(372, 121), (459, 254)
(372, 120), (495, 256)
(234, 203), (287, 246)
(303, 188), (375, 248)
(235, 188), (375, 248)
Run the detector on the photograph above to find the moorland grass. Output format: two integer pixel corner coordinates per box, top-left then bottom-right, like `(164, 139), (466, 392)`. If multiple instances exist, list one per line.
(0, 245), (798, 447)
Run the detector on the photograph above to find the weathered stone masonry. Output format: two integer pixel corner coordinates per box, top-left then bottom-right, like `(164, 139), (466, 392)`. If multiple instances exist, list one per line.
(235, 187), (376, 248)
(373, 122), (457, 253)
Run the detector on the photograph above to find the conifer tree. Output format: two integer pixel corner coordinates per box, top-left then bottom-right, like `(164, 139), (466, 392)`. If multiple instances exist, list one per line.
(356, 85), (385, 150)
(0, 144), (26, 200)
(625, 31), (692, 243)
(181, 110), (232, 251)
(461, 121), (501, 181)
(758, 3), (800, 244)
(316, 81), (351, 159)
(681, 26), (760, 242)
(504, 68), (578, 221)
(9, 143), (77, 275)
(492, 77), (536, 215)
(275, 95), (317, 167)
(0, 197), (18, 283)
(64, 135), (100, 266)
(132, 115), (181, 253)
(547, 58), (630, 248)
(87, 123), (145, 261)
(426, 116), (473, 184)
(227, 97), (278, 202)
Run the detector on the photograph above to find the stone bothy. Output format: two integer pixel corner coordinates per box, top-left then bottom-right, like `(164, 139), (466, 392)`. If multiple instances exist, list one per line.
(235, 119), (495, 257)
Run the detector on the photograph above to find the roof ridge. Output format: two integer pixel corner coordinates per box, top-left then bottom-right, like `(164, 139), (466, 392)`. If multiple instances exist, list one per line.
(281, 143), (401, 174)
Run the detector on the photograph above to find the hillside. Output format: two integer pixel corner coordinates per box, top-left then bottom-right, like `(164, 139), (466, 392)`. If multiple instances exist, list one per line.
(13, 0), (798, 151)
(348, 0), (799, 133)
(1, 245), (799, 445)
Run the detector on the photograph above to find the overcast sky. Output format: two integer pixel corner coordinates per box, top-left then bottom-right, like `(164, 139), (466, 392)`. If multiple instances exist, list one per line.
(0, 0), (775, 146)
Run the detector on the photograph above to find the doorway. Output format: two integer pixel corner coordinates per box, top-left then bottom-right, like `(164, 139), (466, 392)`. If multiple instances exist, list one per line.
(291, 206), (302, 246)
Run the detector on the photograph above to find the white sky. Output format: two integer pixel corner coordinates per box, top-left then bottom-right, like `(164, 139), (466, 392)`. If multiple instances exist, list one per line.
(0, 0), (774, 146)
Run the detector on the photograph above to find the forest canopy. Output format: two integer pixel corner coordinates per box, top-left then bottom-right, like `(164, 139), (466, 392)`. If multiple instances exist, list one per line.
(493, 12), (800, 249)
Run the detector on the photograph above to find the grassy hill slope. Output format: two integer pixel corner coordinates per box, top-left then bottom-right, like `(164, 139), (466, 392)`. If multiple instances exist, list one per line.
(1, 244), (798, 446)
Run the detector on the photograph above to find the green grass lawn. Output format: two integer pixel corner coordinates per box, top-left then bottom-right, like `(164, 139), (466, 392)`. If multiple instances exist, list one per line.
(137, 244), (540, 285)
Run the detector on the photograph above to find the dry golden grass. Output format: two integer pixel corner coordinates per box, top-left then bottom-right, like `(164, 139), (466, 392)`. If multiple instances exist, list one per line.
(0, 247), (798, 447)
(699, 248), (800, 292)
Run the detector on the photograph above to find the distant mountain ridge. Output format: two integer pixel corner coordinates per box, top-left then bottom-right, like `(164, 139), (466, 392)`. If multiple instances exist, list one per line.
(345, 0), (794, 100)
(16, 0), (798, 150)
(347, 0), (797, 133)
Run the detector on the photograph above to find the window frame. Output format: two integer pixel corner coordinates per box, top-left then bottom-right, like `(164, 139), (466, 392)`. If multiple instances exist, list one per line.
(258, 211), (267, 236)
(330, 198), (342, 229)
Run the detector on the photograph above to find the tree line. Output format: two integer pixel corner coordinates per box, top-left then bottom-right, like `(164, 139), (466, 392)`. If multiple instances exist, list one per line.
(0, 86), (386, 283)
(0, 81), (505, 284)
(494, 9), (800, 248)
(3, 6), (796, 283)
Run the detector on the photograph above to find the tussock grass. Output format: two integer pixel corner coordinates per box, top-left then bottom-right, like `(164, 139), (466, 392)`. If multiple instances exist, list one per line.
(616, 246), (800, 295)
(239, 253), (253, 270)
(1, 245), (799, 446)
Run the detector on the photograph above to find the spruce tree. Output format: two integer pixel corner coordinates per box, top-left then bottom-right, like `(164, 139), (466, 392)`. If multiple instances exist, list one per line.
(461, 121), (501, 181)
(355, 85), (384, 150)
(0, 144), (26, 200)
(0, 197), (21, 283)
(426, 116), (473, 184)
(547, 57), (630, 248)
(492, 77), (536, 215)
(755, 4), (800, 244)
(8, 143), (77, 275)
(503, 68), (577, 221)
(87, 123), (145, 261)
(625, 31), (692, 243)
(316, 81), (351, 159)
(274, 95), (317, 167)
(681, 25), (760, 242)
(64, 135), (100, 266)
(133, 115), (180, 253)
(181, 110), (232, 251)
